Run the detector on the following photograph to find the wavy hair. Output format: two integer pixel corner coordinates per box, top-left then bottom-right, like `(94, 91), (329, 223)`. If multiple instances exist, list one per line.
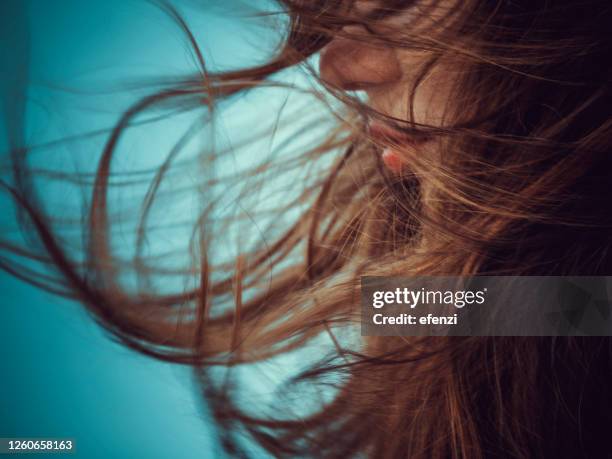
(4, 0), (612, 457)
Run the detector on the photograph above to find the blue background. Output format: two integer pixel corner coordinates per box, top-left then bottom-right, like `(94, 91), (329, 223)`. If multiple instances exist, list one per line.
(0, 1), (303, 457)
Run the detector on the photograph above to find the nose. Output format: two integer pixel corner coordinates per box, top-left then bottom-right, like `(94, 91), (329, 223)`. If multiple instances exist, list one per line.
(319, 26), (402, 91)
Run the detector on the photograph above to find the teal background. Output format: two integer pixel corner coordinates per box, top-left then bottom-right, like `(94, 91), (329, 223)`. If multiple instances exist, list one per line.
(0, 1), (296, 457)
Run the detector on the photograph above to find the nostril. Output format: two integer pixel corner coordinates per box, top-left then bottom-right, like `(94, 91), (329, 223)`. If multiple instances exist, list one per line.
(319, 33), (402, 90)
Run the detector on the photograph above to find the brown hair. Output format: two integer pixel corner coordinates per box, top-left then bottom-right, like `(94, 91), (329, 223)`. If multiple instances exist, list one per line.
(4, 0), (612, 457)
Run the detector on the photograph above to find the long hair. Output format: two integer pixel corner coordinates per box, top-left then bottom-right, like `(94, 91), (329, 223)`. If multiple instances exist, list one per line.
(4, 0), (612, 457)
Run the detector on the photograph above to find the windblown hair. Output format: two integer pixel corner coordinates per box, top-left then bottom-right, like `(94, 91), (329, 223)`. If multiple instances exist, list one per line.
(4, 0), (612, 457)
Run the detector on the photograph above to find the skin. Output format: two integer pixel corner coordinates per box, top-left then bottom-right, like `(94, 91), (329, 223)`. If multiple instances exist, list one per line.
(318, 0), (468, 256)
(318, 0), (461, 172)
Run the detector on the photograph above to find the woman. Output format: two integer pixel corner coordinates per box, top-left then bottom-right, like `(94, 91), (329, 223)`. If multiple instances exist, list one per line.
(4, 0), (612, 457)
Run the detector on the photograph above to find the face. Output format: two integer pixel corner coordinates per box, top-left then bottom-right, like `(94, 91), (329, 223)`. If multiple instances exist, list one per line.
(318, 0), (461, 172)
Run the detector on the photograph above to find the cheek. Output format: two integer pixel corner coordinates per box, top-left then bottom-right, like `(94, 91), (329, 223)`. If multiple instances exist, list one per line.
(412, 83), (449, 126)
(371, 81), (449, 127)
(397, 64), (458, 127)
